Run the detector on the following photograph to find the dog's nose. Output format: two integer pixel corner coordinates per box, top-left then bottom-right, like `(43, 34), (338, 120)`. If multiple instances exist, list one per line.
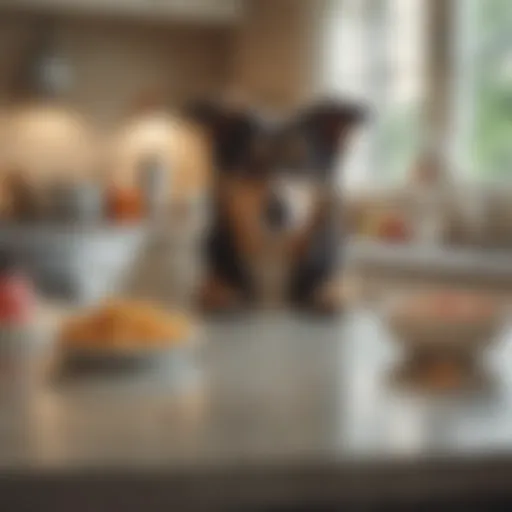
(264, 192), (289, 231)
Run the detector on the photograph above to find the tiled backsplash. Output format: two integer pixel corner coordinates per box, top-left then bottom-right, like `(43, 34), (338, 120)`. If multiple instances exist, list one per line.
(0, 14), (230, 126)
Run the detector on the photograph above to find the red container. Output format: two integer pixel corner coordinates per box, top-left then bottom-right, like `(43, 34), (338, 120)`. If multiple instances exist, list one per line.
(0, 261), (36, 326)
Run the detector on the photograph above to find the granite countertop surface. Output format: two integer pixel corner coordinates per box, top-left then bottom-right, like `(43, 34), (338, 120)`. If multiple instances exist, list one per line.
(2, 306), (512, 508)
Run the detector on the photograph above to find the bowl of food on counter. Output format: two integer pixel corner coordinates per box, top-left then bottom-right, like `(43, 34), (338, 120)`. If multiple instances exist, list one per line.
(384, 289), (506, 390)
(0, 170), (151, 304)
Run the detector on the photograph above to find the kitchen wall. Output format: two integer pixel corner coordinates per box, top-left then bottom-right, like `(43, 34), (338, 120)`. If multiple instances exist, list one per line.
(0, 2), (319, 194)
(0, 12), (232, 127)
(231, 0), (318, 112)
(0, 0), (319, 123)
(0, 11), (233, 195)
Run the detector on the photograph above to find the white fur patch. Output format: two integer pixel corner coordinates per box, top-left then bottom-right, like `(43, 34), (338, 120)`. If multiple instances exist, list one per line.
(272, 177), (317, 233)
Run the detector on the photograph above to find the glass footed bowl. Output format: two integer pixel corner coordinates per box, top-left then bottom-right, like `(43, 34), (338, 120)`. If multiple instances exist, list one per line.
(384, 289), (506, 358)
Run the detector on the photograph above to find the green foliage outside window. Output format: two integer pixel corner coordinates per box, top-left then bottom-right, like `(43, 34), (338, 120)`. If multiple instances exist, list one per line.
(472, 0), (512, 178)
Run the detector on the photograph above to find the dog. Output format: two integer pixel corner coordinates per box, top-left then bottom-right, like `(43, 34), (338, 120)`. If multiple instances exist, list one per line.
(186, 98), (367, 314)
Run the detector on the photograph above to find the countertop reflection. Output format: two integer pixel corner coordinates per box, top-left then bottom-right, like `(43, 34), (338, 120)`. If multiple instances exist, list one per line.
(1, 309), (512, 506)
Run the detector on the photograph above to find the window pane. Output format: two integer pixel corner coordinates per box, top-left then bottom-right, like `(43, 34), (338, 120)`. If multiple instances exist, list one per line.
(467, 0), (512, 179)
(376, 0), (426, 183)
(319, 0), (426, 187)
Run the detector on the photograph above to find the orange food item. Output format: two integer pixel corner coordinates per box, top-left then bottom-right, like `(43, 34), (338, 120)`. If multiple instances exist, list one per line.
(423, 360), (464, 390)
(60, 299), (192, 350)
(108, 186), (144, 223)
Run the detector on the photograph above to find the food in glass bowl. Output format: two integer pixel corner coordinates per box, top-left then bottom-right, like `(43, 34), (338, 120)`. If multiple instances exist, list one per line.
(385, 290), (504, 391)
(386, 290), (504, 355)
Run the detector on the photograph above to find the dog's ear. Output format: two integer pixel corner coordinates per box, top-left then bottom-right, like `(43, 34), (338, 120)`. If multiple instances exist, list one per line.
(183, 100), (258, 172)
(300, 98), (367, 142)
(293, 99), (368, 175)
(183, 100), (222, 129)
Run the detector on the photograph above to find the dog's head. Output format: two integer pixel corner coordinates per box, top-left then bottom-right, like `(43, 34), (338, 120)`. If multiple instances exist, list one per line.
(186, 98), (367, 245)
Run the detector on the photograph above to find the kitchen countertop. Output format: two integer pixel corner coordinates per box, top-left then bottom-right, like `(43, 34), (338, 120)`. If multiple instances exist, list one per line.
(2, 308), (512, 509)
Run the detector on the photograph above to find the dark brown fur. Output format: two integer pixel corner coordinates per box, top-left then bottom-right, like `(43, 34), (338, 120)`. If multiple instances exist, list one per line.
(186, 98), (367, 313)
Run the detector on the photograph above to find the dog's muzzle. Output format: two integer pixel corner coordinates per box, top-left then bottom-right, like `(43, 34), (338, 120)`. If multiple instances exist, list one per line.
(264, 191), (289, 231)
(263, 177), (317, 233)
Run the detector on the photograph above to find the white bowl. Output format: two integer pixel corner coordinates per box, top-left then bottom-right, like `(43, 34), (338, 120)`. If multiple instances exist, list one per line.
(0, 225), (149, 304)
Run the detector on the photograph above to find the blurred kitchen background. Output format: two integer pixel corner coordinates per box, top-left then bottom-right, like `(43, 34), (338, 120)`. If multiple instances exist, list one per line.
(1, 1), (512, 508)
(0, 0), (511, 304)
(0, 0), (321, 304)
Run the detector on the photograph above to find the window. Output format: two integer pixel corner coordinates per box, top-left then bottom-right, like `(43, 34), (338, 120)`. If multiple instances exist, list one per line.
(318, 0), (426, 188)
(458, 0), (512, 180)
(320, 0), (512, 185)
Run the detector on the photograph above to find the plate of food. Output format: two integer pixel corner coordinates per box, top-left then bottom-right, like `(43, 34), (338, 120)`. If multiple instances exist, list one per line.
(58, 299), (196, 367)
